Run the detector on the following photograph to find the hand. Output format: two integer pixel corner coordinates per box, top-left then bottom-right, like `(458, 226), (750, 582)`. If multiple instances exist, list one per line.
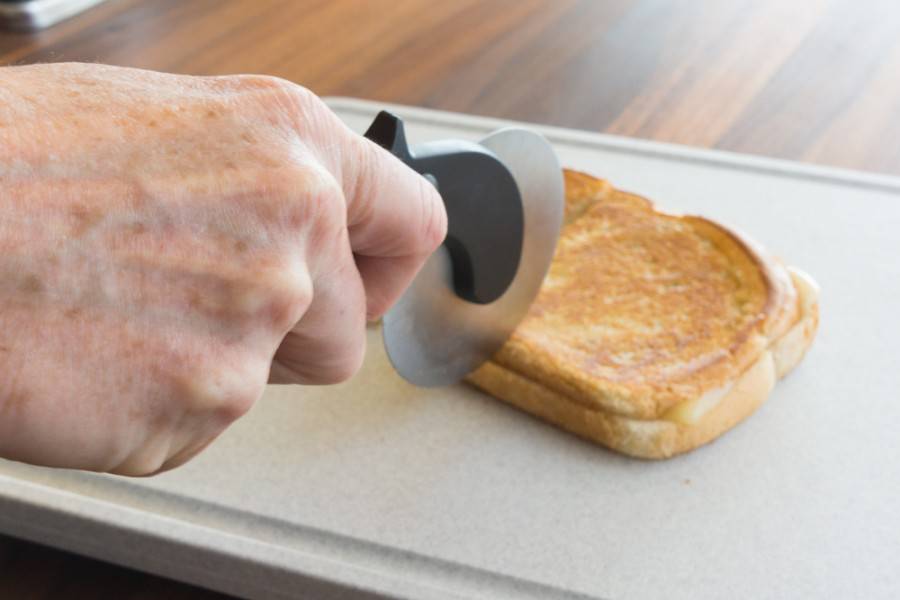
(0, 63), (446, 475)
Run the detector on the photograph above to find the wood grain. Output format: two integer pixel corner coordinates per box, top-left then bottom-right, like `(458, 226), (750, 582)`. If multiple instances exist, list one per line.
(2, 0), (900, 174)
(0, 0), (897, 597)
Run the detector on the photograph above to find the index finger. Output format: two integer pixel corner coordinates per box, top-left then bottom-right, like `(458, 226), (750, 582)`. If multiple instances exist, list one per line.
(336, 120), (448, 319)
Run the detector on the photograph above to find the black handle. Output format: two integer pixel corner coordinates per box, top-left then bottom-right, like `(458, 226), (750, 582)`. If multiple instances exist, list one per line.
(364, 111), (523, 305)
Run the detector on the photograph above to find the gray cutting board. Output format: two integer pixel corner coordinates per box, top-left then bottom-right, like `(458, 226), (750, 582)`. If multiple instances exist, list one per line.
(1, 99), (898, 600)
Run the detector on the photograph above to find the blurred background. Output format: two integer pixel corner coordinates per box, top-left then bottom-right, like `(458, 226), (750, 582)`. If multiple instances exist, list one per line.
(0, 0), (897, 597)
(3, 0), (900, 175)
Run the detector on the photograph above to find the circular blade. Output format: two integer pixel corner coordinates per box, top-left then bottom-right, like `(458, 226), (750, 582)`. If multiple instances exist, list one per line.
(383, 128), (564, 386)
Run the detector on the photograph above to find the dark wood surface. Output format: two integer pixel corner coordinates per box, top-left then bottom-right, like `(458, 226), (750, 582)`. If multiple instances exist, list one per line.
(3, 0), (900, 175)
(0, 533), (229, 599)
(0, 0), (897, 597)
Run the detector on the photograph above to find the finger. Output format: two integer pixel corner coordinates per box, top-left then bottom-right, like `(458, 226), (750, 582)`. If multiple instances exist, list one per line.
(270, 230), (367, 384)
(293, 96), (447, 320)
(342, 136), (447, 318)
(353, 253), (426, 320)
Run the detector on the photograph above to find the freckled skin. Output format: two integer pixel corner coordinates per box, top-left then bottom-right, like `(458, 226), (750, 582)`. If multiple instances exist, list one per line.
(0, 63), (446, 476)
(69, 204), (104, 238)
(19, 274), (44, 295)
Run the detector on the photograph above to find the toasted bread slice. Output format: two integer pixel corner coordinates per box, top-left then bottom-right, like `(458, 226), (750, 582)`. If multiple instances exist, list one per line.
(467, 170), (819, 458)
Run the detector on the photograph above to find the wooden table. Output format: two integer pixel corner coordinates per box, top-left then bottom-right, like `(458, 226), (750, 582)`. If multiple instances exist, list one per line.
(0, 0), (897, 597)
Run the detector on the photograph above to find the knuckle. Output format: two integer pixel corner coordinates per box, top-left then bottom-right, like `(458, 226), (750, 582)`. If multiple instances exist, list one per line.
(232, 74), (303, 97)
(263, 164), (345, 234)
(224, 75), (329, 137)
(215, 388), (257, 423)
(188, 257), (312, 337)
(268, 80), (327, 119)
(295, 162), (344, 210)
(175, 363), (263, 423)
(235, 75), (323, 118)
(261, 264), (313, 333)
(305, 186), (348, 256)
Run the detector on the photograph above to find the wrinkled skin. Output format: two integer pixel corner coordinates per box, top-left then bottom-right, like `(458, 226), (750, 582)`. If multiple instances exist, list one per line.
(0, 63), (446, 476)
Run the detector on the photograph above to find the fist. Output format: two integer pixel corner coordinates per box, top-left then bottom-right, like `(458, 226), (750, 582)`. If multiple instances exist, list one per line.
(0, 63), (446, 475)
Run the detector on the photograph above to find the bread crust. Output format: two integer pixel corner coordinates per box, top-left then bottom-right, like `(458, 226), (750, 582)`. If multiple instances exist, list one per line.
(468, 268), (818, 458)
(466, 171), (820, 458)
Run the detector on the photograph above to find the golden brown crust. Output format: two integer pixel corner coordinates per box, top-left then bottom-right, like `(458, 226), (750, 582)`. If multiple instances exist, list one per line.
(486, 170), (797, 419)
(468, 350), (776, 459)
(467, 269), (818, 459)
(466, 171), (819, 457)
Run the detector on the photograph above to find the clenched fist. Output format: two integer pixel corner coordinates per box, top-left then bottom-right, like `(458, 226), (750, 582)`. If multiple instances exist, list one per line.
(0, 63), (446, 475)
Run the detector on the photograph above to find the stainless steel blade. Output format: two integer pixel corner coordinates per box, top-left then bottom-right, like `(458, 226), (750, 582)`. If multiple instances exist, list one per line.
(383, 128), (564, 386)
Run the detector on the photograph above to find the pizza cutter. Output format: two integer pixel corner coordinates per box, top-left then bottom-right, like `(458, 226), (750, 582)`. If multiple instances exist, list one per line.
(364, 111), (564, 387)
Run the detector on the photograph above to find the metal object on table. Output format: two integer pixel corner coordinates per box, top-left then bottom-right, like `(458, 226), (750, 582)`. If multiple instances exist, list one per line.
(0, 0), (107, 31)
(364, 112), (565, 387)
